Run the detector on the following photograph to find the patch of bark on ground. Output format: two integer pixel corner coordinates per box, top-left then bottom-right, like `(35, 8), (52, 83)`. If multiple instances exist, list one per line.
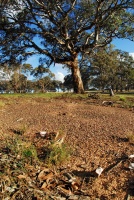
(0, 97), (134, 200)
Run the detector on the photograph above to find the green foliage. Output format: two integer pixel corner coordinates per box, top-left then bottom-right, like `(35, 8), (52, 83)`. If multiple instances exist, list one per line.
(117, 94), (134, 108)
(1, 125), (72, 167)
(0, 63), (32, 93)
(119, 96), (126, 102)
(46, 144), (72, 166)
(0, 0), (133, 93)
(23, 149), (33, 157)
(22, 144), (38, 163)
(90, 46), (134, 91)
(4, 135), (38, 165)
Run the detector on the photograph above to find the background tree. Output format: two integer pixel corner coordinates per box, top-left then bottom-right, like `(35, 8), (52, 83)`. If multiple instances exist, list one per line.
(31, 65), (55, 92)
(0, 62), (32, 93)
(26, 80), (35, 93)
(10, 72), (27, 93)
(90, 45), (118, 91)
(0, 0), (133, 93)
(64, 74), (73, 92)
(51, 80), (64, 92)
(90, 46), (134, 92)
(116, 50), (134, 91)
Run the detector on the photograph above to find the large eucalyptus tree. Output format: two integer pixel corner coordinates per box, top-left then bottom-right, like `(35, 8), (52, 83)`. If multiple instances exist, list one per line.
(0, 0), (133, 93)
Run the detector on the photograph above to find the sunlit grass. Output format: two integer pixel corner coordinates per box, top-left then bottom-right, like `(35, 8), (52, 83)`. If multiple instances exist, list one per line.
(0, 92), (88, 99)
(0, 92), (63, 99)
(0, 101), (5, 107)
(0, 92), (133, 108)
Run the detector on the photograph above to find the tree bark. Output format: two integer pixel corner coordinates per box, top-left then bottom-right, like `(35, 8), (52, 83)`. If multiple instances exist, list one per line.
(109, 88), (114, 96)
(70, 57), (84, 94)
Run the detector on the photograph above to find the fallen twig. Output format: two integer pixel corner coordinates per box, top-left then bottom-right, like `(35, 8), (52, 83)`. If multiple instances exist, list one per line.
(104, 156), (128, 174)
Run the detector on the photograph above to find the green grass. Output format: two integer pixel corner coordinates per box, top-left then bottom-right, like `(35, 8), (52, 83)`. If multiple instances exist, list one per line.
(1, 127), (72, 168)
(116, 94), (134, 98)
(0, 92), (133, 109)
(3, 134), (38, 166)
(1, 91), (133, 99)
(0, 101), (5, 107)
(0, 92), (88, 100)
(0, 92), (66, 99)
(116, 94), (134, 108)
(46, 144), (72, 166)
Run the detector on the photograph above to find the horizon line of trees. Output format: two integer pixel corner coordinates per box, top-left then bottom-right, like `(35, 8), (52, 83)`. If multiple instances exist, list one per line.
(0, 63), (63, 93)
(0, 45), (134, 93)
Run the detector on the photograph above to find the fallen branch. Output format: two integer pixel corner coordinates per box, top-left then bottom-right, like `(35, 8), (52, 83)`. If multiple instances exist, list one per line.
(104, 156), (128, 174)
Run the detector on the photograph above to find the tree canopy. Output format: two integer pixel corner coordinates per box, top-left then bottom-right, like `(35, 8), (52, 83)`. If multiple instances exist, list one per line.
(64, 46), (134, 92)
(90, 46), (134, 91)
(0, 0), (134, 93)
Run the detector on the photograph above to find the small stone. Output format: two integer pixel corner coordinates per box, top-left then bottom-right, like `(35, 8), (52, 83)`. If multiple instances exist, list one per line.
(40, 131), (47, 137)
(95, 167), (103, 176)
(129, 155), (134, 158)
(129, 163), (134, 170)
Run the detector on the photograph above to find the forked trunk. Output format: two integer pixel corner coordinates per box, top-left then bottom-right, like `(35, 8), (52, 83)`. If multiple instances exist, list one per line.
(70, 58), (84, 94)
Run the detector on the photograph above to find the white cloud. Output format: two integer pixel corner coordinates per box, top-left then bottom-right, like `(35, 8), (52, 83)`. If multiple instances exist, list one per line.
(129, 53), (134, 59)
(55, 72), (65, 82)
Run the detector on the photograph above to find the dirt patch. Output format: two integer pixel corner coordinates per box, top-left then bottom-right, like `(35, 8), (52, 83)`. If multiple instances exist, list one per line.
(0, 97), (134, 199)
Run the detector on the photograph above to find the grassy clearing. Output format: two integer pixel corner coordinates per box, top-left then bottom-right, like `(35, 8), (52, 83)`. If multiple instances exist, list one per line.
(0, 92), (133, 108)
(99, 93), (134, 108)
(115, 94), (134, 108)
(1, 91), (133, 98)
(0, 92), (63, 99)
(0, 92), (89, 99)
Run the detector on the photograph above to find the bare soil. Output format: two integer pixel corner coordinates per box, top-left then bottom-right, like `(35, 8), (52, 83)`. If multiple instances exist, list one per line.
(0, 96), (134, 200)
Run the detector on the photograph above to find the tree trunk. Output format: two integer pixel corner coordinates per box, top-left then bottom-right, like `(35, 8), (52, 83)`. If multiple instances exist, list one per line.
(41, 83), (45, 93)
(109, 88), (114, 96)
(70, 58), (84, 94)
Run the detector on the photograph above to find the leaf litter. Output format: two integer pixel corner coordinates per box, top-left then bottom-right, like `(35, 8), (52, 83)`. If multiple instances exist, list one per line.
(0, 97), (134, 199)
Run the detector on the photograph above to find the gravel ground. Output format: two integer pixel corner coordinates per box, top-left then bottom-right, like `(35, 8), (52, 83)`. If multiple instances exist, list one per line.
(0, 97), (134, 199)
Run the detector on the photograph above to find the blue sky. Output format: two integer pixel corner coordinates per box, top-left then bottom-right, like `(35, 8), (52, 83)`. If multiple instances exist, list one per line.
(112, 39), (134, 53)
(27, 38), (134, 82)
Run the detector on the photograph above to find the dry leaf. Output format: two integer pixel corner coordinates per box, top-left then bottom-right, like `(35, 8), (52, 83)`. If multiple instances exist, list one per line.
(38, 171), (54, 183)
(25, 163), (35, 170)
(17, 174), (27, 179)
(41, 182), (47, 190)
(71, 181), (80, 191)
(57, 185), (73, 196)
(41, 182), (51, 194)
